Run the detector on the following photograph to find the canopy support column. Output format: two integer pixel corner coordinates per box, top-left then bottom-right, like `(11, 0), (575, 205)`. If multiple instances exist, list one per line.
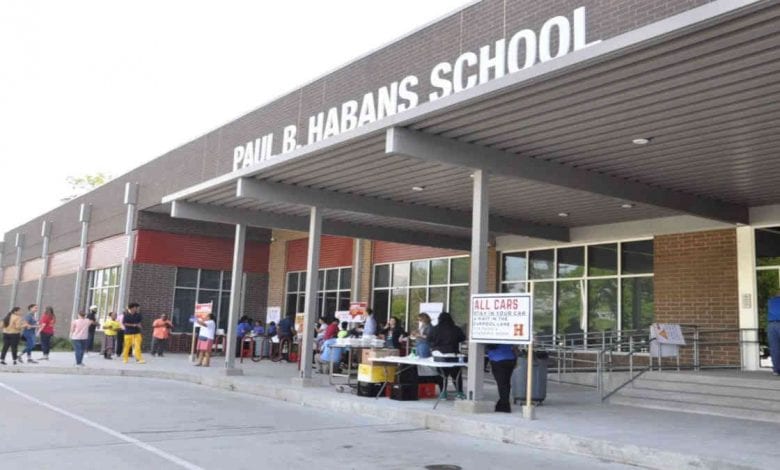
(224, 223), (246, 375)
(298, 206), (322, 382)
(467, 170), (488, 403)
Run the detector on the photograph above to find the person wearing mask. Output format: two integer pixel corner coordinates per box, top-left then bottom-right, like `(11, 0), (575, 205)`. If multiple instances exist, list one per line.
(486, 344), (518, 412)
(363, 308), (377, 336)
(38, 306), (56, 361)
(20, 304), (39, 364)
(121, 302), (145, 364)
(86, 305), (98, 353)
(430, 312), (466, 398)
(70, 310), (93, 367)
(102, 312), (122, 359)
(382, 317), (406, 349)
(412, 313), (433, 358)
(195, 313), (216, 367)
(151, 313), (174, 357)
(1, 307), (24, 365)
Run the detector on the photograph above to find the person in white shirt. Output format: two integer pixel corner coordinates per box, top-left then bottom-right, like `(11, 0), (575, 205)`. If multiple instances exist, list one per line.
(363, 308), (377, 336)
(195, 313), (216, 367)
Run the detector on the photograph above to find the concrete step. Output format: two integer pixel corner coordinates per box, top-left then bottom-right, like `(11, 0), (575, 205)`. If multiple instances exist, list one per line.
(617, 385), (780, 413)
(610, 395), (780, 424)
(642, 371), (780, 390)
(630, 377), (780, 401)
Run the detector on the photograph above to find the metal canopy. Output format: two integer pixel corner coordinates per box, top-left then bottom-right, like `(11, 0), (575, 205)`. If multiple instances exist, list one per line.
(163, 1), (780, 243)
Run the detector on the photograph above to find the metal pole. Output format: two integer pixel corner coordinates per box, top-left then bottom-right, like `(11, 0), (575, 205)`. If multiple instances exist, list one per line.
(0, 241), (5, 297)
(299, 206), (322, 380)
(72, 204), (91, 317)
(116, 183), (138, 313)
(351, 239), (363, 302)
(9, 233), (24, 309)
(523, 343), (535, 420)
(224, 224), (246, 373)
(35, 221), (52, 309)
(693, 327), (700, 371)
(467, 169), (488, 402)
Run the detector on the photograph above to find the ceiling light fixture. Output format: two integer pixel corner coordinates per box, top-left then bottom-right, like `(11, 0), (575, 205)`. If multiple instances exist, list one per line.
(412, 186), (425, 191)
(557, 212), (569, 218)
(632, 137), (652, 145)
(621, 203), (635, 209)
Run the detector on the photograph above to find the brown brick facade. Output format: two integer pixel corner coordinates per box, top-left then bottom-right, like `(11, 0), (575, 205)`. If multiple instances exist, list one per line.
(654, 229), (740, 366)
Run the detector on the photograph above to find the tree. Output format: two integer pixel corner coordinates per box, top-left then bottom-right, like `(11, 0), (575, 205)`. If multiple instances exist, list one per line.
(61, 172), (112, 202)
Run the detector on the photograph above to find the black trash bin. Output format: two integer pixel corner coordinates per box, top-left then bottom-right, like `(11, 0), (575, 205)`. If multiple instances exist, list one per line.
(511, 350), (549, 404)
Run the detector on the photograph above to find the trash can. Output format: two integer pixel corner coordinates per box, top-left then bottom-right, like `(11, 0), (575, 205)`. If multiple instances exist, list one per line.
(511, 350), (549, 404)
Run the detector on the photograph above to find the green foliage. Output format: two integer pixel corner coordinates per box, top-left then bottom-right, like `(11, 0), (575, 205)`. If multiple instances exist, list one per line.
(61, 172), (112, 202)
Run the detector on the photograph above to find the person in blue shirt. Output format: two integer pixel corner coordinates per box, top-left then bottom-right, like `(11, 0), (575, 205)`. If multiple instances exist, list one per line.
(486, 344), (517, 412)
(278, 314), (295, 338)
(235, 316), (253, 357)
(768, 294), (780, 376)
(266, 321), (277, 337)
(252, 320), (265, 336)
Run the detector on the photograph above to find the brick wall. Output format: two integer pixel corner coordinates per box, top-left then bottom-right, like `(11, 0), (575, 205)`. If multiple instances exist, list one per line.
(128, 263), (177, 350)
(372, 241), (466, 264)
(87, 235), (127, 269)
(285, 236), (354, 271)
(654, 229), (740, 366)
(267, 230), (308, 311)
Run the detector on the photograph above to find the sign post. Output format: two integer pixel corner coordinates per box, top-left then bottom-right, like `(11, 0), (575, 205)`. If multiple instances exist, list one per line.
(189, 301), (213, 362)
(470, 293), (534, 419)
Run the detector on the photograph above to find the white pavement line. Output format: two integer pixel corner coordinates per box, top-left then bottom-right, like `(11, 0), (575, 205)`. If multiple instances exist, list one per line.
(0, 381), (204, 470)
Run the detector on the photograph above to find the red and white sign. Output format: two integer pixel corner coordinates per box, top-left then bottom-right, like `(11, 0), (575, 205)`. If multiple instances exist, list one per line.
(194, 302), (213, 321)
(470, 293), (532, 344)
(348, 302), (368, 323)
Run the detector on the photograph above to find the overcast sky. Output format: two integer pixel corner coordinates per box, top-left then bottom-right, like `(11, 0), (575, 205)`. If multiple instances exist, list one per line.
(0, 0), (472, 241)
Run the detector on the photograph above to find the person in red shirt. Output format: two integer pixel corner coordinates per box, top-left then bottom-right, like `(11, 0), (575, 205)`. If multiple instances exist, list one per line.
(38, 306), (56, 360)
(151, 314), (174, 357)
(323, 318), (340, 340)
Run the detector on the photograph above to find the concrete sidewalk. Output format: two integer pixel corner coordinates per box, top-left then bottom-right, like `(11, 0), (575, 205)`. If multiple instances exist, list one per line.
(1, 352), (776, 470)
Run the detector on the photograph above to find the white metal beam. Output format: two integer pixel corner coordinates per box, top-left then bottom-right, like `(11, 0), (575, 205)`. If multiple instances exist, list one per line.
(386, 127), (749, 224)
(170, 201), (471, 251)
(237, 178), (568, 241)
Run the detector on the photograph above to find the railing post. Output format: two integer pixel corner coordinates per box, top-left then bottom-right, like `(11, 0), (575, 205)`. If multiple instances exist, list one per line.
(629, 336), (634, 387)
(693, 327), (700, 371)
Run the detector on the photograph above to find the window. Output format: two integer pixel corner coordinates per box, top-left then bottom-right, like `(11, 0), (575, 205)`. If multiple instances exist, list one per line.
(500, 239), (654, 336)
(372, 256), (469, 329)
(172, 268), (234, 333)
(754, 228), (780, 340)
(285, 267), (352, 319)
(85, 266), (121, 323)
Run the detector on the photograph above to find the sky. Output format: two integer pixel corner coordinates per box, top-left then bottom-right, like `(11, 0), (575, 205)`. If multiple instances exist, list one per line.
(0, 0), (473, 240)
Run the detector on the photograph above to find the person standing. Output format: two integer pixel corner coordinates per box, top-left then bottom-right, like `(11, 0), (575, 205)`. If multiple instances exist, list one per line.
(767, 292), (780, 376)
(151, 313), (174, 357)
(412, 313), (433, 358)
(363, 308), (377, 336)
(102, 312), (122, 359)
(38, 306), (56, 360)
(430, 312), (466, 399)
(195, 313), (216, 367)
(486, 344), (518, 413)
(86, 305), (98, 353)
(70, 311), (93, 366)
(115, 310), (125, 356)
(121, 302), (145, 364)
(20, 304), (39, 364)
(1, 307), (24, 365)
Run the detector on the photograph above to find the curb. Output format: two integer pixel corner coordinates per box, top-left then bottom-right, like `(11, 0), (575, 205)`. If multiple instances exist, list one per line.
(0, 366), (761, 470)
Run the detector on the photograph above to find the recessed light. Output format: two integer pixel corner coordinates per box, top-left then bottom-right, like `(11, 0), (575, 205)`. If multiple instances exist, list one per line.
(412, 186), (425, 191)
(621, 203), (634, 209)
(557, 212), (569, 217)
(632, 137), (652, 145)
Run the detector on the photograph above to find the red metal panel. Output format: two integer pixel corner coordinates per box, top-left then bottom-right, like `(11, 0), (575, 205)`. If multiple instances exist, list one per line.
(48, 247), (81, 277)
(87, 234), (127, 269)
(372, 241), (466, 264)
(286, 236), (354, 271)
(134, 230), (269, 273)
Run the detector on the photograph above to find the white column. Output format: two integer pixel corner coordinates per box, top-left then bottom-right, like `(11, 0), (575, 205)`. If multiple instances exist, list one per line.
(116, 183), (139, 312)
(35, 221), (52, 309)
(224, 224), (246, 374)
(9, 233), (24, 309)
(351, 239), (363, 302)
(467, 169), (488, 401)
(737, 226), (759, 370)
(72, 204), (91, 317)
(299, 206), (322, 380)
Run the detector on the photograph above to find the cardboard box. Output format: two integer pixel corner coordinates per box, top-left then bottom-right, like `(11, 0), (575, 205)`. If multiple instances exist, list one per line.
(361, 348), (399, 364)
(357, 363), (397, 383)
